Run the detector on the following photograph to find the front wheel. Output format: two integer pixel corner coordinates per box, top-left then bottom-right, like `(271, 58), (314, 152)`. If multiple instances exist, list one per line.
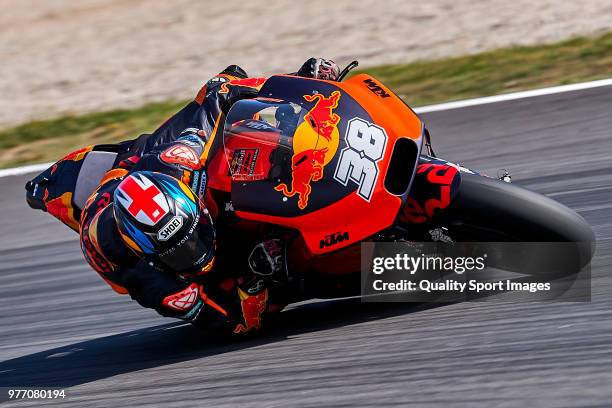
(440, 173), (595, 276)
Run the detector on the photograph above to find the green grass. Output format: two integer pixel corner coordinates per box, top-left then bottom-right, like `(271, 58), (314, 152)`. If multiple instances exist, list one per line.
(359, 32), (612, 106)
(3, 31), (612, 168)
(0, 100), (186, 167)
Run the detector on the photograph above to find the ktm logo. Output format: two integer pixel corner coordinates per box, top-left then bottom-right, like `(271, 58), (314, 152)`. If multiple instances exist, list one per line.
(363, 78), (390, 98)
(320, 231), (350, 249)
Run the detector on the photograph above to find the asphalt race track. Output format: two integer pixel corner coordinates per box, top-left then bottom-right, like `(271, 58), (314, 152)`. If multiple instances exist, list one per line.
(1, 87), (611, 407)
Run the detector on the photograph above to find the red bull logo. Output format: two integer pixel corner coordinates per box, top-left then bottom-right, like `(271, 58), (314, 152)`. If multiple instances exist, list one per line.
(233, 287), (268, 334)
(274, 91), (342, 210)
(303, 91), (341, 141)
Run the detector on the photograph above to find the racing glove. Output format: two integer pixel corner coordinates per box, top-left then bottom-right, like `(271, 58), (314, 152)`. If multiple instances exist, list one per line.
(297, 58), (341, 81)
(161, 283), (231, 330)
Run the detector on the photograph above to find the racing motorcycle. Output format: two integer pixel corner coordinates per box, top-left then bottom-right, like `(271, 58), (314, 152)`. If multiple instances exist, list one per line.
(26, 61), (595, 301)
(203, 61), (595, 299)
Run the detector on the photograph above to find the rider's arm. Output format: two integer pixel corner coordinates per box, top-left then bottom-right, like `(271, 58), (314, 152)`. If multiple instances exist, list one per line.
(195, 65), (266, 112)
(144, 59), (337, 148)
(147, 65), (267, 147)
(120, 259), (230, 328)
(77, 172), (231, 333)
(123, 260), (273, 335)
(129, 132), (217, 214)
(80, 214), (231, 328)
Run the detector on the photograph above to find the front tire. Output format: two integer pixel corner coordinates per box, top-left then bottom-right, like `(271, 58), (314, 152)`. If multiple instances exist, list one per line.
(441, 173), (595, 276)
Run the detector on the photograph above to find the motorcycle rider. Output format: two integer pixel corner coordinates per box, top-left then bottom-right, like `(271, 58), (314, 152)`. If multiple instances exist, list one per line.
(25, 58), (341, 334)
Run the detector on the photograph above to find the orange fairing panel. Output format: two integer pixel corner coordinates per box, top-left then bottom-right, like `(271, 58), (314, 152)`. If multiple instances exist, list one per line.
(339, 74), (422, 141)
(236, 190), (401, 255)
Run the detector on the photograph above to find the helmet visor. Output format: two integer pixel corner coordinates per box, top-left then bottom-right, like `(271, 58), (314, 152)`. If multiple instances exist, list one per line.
(156, 212), (215, 274)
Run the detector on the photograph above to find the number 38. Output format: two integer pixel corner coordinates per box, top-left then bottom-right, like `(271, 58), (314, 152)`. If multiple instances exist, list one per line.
(334, 118), (388, 201)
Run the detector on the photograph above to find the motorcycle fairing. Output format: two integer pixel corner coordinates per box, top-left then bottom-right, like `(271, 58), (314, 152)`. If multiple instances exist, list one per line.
(218, 75), (423, 255)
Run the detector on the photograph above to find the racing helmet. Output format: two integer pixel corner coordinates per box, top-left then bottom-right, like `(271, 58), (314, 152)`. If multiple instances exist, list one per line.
(113, 171), (215, 275)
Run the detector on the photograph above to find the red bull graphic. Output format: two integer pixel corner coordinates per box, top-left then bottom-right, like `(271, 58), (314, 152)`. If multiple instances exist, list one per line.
(219, 77), (267, 95)
(274, 91), (342, 210)
(45, 191), (80, 231)
(275, 148), (328, 209)
(233, 287), (268, 334)
(60, 145), (93, 163)
(303, 91), (341, 140)
(50, 145), (93, 176)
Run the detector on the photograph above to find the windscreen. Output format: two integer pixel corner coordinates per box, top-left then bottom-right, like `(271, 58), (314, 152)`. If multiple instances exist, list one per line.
(223, 99), (303, 183)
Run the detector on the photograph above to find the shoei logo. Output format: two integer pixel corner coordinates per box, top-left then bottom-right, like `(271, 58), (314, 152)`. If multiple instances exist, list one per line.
(157, 216), (183, 241)
(116, 174), (170, 226)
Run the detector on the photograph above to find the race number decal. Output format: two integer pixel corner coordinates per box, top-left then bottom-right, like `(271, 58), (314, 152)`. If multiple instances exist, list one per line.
(334, 118), (387, 201)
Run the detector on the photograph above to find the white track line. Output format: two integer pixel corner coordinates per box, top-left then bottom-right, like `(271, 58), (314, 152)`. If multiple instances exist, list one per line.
(2, 77), (612, 178)
(0, 162), (54, 178)
(413, 77), (612, 113)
